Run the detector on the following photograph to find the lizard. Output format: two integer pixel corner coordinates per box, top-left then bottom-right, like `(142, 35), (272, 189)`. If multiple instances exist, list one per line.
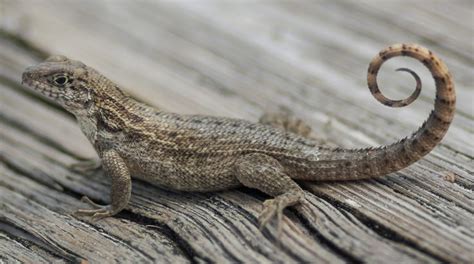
(21, 43), (456, 232)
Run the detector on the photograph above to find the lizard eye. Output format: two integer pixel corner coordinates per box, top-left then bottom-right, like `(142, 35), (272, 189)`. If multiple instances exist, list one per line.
(53, 75), (68, 86)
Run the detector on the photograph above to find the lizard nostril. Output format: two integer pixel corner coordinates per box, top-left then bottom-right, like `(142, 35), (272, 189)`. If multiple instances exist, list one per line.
(21, 66), (38, 85)
(21, 72), (30, 84)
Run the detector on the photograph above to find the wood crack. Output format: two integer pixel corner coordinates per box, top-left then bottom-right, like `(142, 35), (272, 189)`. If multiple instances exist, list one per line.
(118, 211), (206, 264)
(0, 221), (70, 262)
(307, 189), (450, 263)
(292, 206), (363, 263)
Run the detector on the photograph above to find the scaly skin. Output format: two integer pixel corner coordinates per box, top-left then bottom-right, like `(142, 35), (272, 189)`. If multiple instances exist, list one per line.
(21, 43), (455, 232)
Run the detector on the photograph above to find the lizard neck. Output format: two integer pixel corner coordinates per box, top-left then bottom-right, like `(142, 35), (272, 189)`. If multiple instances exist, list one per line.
(74, 78), (146, 147)
(76, 113), (99, 144)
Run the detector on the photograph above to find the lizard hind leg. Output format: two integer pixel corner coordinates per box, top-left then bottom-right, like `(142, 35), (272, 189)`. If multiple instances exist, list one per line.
(234, 153), (306, 235)
(259, 109), (329, 146)
(259, 110), (312, 138)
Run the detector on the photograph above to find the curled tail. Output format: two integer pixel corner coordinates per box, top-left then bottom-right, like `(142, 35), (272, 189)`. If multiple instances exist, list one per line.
(305, 44), (456, 181)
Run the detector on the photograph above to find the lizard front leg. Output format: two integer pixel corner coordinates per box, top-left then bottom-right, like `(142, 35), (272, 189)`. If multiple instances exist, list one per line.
(74, 149), (131, 221)
(235, 153), (306, 235)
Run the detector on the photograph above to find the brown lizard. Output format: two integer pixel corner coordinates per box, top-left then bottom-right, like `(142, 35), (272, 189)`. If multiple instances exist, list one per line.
(21, 43), (456, 232)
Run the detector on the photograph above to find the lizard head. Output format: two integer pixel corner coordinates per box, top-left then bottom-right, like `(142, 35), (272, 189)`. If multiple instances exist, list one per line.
(22, 55), (107, 115)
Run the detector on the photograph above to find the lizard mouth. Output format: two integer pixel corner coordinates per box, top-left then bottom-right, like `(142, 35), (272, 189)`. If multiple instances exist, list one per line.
(22, 78), (60, 100)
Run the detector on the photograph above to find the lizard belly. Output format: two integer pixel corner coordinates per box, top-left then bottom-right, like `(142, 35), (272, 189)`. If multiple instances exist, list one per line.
(126, 158), (241, 192)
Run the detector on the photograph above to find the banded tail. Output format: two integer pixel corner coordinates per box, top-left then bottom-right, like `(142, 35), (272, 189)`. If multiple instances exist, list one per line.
(306, 44), (456, 181)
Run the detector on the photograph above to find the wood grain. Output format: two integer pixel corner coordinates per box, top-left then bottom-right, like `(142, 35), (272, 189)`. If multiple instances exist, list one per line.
(1, 0), (472, 263)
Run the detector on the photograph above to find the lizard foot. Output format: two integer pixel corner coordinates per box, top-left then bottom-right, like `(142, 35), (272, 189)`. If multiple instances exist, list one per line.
(69, 159), (101, 174)
(258, 197), (285, 232)
(73, 196), (114, 221)
(258, 191), (305, 236)
(235, 153), (306, 237)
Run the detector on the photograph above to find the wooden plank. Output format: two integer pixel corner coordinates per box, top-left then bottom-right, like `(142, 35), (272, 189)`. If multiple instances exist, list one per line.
(1, 0), (473, 263)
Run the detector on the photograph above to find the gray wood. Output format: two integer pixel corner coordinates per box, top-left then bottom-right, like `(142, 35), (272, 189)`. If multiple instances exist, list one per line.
(0, 230), (66, 264)
(0, 0), (472, 263)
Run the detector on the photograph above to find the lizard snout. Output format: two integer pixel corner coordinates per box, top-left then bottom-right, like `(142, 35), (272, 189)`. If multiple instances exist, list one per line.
(21, 67), (35, 85)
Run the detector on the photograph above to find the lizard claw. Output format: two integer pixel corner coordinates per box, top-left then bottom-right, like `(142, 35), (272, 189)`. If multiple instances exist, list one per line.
(80, 196), (103, 209)
(73, 196), (114, 221)
(69, 159), (101, 174)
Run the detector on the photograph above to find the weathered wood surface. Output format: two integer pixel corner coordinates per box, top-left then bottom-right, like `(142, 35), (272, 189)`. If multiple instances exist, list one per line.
(0, 0), (473, 263)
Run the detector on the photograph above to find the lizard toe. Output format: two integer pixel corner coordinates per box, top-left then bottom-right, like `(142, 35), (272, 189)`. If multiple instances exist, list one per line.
(73, 197), (115, 221)
(90, 210), (113, 222)
(258, 198), (282, 231)
(73, 207), (106, 216)
(73, 205), (113, 221)
(80, 196), (104, 209)
(69, 159), (101, 174)
(258, 191), (306, 238)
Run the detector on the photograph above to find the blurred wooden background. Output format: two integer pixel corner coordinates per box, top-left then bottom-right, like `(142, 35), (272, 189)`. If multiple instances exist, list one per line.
(0, 0), (473, 263)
